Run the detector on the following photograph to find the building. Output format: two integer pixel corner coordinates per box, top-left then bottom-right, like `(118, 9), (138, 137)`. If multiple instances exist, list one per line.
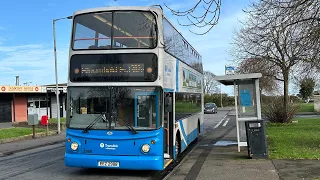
(0, 83), (67, 123)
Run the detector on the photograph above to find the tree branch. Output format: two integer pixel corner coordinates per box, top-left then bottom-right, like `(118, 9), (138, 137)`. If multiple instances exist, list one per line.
(164, 0), (221, 35)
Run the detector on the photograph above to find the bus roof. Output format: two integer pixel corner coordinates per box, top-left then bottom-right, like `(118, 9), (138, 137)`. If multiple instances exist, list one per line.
(72, 6), (163, 16)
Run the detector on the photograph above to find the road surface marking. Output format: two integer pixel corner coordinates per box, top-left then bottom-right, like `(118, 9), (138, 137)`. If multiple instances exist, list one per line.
(223, 118), (230, 127)
(214, 115), (227, 129)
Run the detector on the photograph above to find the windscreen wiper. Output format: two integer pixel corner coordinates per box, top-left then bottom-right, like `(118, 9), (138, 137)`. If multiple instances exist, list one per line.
(82, 113), (108, 133)
(119, 117), (138, 134)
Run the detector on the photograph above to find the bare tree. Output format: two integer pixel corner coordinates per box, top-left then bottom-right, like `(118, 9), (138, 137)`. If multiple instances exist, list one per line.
(232, 0), (320, 117)
(164, 0), (222, 35)
(237, 57), (280, 95)
(204, 71), (219, 94)
(262, 0), (320, 26)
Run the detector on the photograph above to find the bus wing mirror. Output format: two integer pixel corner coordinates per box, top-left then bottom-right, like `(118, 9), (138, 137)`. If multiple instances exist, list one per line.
(165, 95), (172, 112)
(165, 96), (171, 105)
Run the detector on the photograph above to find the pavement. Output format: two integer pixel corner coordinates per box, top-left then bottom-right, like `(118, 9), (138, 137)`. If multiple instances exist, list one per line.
(0, 132), (65, 157)
(0, 122), (12, 129)
(165, 110), (320, 180)
(165, 113), (280, 180)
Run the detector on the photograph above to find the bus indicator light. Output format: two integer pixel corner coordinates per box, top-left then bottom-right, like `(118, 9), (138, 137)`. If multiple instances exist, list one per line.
(146, 67), (152, 73)
(74, 68), (79, 74)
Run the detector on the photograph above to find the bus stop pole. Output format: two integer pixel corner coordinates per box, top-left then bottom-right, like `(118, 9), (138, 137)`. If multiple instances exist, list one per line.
(234, 81), (240, 152)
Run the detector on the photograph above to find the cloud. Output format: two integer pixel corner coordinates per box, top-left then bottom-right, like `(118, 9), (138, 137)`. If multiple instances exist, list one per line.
(0, 43), (69, 86)
(0, 44), (43, 52)
(0, 67), (14, 72)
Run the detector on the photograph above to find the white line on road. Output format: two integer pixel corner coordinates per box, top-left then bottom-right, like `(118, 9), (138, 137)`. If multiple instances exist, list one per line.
(214, 115), (227, 129)
(223, 118), (230, 127)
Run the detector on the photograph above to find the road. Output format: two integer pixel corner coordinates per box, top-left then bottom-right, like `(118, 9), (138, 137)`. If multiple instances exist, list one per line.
(0, 109), (231, 180)
(203, 108), (232, 134)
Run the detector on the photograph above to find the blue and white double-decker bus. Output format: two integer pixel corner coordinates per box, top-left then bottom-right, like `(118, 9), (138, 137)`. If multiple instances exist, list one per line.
(65, 5), (204, 170)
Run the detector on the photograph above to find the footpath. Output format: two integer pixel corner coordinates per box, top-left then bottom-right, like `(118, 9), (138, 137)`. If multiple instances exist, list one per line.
(165, 112), (320, 180)
(0, 132), (65, 157)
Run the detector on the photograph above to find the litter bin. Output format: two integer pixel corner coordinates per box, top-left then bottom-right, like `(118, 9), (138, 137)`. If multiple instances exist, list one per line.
(245, 120), (268, 159)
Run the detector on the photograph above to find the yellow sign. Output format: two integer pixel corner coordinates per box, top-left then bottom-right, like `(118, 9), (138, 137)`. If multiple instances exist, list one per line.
(0, 86), (41, 93)
(80, 107), (87, 114)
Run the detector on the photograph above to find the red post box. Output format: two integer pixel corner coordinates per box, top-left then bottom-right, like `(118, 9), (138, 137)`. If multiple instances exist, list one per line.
(41, 115), (48, 125)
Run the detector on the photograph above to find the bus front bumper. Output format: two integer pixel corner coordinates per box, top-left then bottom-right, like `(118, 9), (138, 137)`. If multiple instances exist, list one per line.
(65, 153), (164, 170)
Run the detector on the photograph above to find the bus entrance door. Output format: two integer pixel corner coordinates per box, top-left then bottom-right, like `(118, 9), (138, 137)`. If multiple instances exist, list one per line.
(164, 92), (174, 167)
(134, 92), (158, 128)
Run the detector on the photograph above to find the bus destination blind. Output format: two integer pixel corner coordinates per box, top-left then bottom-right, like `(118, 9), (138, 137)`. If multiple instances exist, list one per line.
(80, 63), (145, 77)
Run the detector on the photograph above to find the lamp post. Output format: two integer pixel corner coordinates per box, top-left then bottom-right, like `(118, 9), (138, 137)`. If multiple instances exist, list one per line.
(53, 16), (72, 134)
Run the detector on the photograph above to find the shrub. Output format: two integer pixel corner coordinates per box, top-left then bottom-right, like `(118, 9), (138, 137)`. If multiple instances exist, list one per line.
(204, 94), (235, 107)
(262, 96), (300, 123)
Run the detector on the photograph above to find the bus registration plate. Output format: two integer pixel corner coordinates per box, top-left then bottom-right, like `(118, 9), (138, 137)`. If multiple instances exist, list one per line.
(98, 161), (119, 167)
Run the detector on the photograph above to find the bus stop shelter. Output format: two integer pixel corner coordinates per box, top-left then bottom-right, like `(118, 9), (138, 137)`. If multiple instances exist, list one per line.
(214, 73), (262, 152)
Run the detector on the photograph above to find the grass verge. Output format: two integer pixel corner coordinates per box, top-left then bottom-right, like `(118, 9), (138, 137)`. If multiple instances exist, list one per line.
(0, 127), (45, 140)
(48, 117), (66, 124)
(267, 118), (320, 159)
(299, 103), (315, 112)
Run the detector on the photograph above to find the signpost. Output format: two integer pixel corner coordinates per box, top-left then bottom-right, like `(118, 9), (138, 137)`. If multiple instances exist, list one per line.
(225, 65), (235, 75)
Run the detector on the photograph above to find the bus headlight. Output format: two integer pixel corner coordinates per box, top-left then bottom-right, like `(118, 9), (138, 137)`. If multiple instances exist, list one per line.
(141, 144), (150, 153)
(71, 142), (79, 151)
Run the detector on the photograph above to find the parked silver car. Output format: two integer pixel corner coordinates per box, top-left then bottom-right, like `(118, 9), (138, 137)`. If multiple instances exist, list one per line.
(204, 103), (217, 114)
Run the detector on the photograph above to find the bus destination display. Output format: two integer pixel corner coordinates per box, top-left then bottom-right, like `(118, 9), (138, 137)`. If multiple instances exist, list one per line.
(81, 63), (144, 77)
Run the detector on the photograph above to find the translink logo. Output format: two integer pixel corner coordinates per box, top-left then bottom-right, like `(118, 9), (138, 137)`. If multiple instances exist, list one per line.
(99, 143), (118, 150)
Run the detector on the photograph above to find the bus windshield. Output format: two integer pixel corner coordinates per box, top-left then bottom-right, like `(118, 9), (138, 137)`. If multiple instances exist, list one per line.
(72, 11), (157, 49)
(67, 86), (161, 130)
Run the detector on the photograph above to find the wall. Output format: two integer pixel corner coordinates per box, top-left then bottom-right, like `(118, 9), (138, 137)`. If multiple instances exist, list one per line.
(51, 96), (58, 119)
(14, 94), (27, 122)
(50, 94), (66, 119)
(63, 96), (66, 117)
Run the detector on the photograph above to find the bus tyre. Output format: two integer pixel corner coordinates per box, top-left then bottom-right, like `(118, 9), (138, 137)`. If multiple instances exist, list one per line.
(175, 136), (181, 156)
(198, 122), (200, 136)
(195, 122), (200, 142)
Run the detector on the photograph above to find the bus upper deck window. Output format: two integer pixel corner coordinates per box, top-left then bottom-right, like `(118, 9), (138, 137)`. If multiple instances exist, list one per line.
(73, 11), (157, 50)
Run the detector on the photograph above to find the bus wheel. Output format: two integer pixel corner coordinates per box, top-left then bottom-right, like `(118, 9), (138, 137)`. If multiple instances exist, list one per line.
(198, 121), (200, 136)
(175, 135), (181, 156)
